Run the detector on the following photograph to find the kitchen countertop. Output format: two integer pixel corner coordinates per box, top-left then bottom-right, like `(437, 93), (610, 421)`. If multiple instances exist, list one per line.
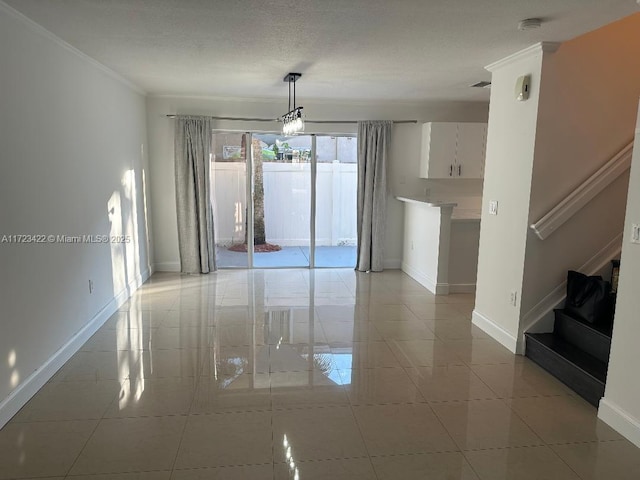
(395, 196), (457, 208)
(396, 196), (480, 221)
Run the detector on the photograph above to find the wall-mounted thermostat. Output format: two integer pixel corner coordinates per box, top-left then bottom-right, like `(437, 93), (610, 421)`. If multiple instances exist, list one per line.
(515, 75), (531, 101)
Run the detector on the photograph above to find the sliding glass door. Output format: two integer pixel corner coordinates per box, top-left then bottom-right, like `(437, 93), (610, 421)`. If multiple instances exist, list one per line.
(212, 132), (357, 269)
(252, 134), (312, 268)
(211, 132), (250, 268)
(314, 135), (358, 268)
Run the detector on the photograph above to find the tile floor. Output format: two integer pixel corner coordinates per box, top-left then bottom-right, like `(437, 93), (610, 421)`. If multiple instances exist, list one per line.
(2, 269), (639, 480)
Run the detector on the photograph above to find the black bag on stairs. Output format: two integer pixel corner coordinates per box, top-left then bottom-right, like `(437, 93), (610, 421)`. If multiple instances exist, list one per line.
(564, 270), (611, 325)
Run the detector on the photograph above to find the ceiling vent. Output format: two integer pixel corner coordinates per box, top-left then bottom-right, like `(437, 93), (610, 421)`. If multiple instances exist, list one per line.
(470, 81), (491, 89)
(518, 18), (542, 31)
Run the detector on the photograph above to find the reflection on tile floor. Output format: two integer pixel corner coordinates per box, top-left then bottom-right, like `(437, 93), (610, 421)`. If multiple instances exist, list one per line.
(1, 269), (638, 480)
(216, 246), (357, 269)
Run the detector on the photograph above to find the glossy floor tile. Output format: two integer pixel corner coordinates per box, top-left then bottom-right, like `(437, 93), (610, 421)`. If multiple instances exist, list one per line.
(69, 416), (186, 475)
(12, 380), (122, 422)
(551, 440), (640, 480)
(470, 362), (574, 398)
(272, 406), (368, 462)
(191, 374), (272, 413)
(274, 457), (377, 479)
(103, 377), (197, 418)
(371, 452), (479, 480)
(353, 403), (457, 455)
(506, 395), (623, 444)
(172, 465), (273, 480)
(0, 420), (97, 479)
(464, 445), (581, 480)
(1, 269), (638, 479)
(68, 473), (171, 480)
(341, 367), (426, 405)
(175, 412), (272, 468)
(431, 398), (543, 450)
(405, 365), (497, 402)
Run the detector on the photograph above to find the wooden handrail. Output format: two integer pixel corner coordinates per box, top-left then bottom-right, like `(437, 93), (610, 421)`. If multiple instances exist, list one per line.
(530, 141), (634, 240)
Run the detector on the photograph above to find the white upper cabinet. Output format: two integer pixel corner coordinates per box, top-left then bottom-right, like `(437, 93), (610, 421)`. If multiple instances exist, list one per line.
(420, 122), (487, 179)
(420, 123), (457, 178)
(456, 123), (487, 178)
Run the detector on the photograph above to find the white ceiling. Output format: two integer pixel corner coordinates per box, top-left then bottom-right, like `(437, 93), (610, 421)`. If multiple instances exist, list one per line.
(4, 0), (639, 102)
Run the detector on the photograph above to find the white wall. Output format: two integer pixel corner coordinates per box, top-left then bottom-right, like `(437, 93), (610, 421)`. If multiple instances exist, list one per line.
(520, 13), (640, 326)
(0, 4), (151, 426)
(473, 44), (547, 350)
(401, 203), (446, 293)
(475, 14), (640, 353)
(146, 96), (488, 271)
(599, 101), (640, 448)
(449, 220), (481, 289)
(401, 203), (480, 295)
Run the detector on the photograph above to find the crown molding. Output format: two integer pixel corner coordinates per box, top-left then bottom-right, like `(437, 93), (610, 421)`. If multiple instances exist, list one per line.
(485, 42), (561, 72)
(149, 93), (489, 109)
(0, 1), (146, 95)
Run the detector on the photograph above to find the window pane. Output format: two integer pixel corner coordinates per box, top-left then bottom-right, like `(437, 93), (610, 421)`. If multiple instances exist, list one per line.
(252, 134), (312, 268)
(211, 132), (249, 268)
(315, 135), (357, 268)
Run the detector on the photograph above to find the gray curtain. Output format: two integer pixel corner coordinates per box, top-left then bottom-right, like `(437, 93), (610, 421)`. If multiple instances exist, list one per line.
(174, 117), (216, 273)
(356, 120), (392, 272)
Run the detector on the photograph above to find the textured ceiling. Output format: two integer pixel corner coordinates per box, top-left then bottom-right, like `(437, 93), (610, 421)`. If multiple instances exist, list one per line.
(4, 0), (639, 101)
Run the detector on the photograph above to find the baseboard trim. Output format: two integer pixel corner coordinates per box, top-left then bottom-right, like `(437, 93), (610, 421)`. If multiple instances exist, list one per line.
(383, 258), (402, 270)
(434, 283), (450, 295)
(472, 310), (519, 354)
(154, 261), (181, 272)
(401, 262), (448, 295)
(449, 283), (476, 294)
(598, 397), (640, 448)
(0, 268), (151, 429)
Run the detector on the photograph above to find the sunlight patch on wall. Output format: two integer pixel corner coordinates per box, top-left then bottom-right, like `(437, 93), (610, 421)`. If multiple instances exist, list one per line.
(122, 169), (141, 285)
(141, 167), (151, 272)
(8, 350), (19, 388)
(108, 190), (127, 297)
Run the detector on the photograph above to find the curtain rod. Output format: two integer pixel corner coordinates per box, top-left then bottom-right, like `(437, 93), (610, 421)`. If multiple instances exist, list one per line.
(165, 114), (416, 124)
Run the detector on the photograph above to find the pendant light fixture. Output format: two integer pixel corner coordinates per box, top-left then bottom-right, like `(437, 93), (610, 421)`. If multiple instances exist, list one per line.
(281, 73), (304, 135)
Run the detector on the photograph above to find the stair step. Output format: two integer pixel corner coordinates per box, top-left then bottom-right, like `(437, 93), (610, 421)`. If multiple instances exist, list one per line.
(554, 309), (612, 364)
(525, 332), (607, 407)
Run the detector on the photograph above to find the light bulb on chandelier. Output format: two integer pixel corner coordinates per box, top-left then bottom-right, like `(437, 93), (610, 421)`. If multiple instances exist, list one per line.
(281, 73), (305, 135)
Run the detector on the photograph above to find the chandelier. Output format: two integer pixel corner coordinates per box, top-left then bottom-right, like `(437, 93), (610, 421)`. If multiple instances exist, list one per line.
(281, 73), (304, 135)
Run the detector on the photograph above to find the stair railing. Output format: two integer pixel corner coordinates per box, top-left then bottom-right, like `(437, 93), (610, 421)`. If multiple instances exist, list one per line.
(530, 140), (634, 240)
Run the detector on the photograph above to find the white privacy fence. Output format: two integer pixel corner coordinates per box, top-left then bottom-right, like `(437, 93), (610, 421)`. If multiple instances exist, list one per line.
(212, 162), (357, 247)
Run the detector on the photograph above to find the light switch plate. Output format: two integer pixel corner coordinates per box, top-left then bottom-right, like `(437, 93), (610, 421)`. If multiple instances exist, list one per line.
(489, 200), (499, 216)
(510, 290), (518, 307)
(632, 224), (640, 244)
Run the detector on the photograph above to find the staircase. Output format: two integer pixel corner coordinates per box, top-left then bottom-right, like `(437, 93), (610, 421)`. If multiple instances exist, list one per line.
(525, 309), (612, 407)
(523, 141), (631, 408)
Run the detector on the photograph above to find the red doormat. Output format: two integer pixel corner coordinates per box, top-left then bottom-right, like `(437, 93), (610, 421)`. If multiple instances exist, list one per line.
(228, 243), (282, 253)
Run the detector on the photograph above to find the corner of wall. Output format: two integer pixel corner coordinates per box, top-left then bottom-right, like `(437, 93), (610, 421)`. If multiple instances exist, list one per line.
(472, 310), (519, 353)
(598, 398), (640, 448)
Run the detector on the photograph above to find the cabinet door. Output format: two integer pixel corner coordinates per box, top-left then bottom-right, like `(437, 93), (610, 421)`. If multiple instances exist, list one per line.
(420, 123), (457, 179)
(456, 123), (486, 179)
